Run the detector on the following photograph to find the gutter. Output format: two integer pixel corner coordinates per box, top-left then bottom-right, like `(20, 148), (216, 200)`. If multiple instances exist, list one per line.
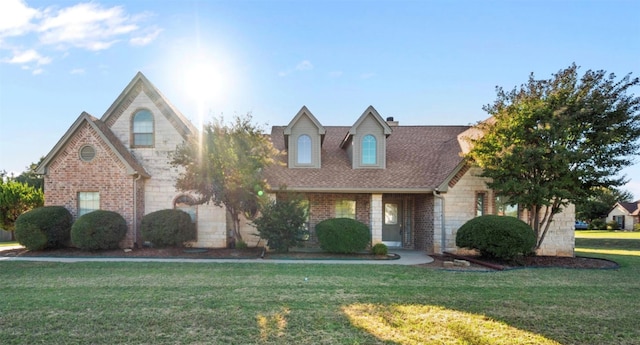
(433, 190), (446, 253)
(133, 172), (142, 248)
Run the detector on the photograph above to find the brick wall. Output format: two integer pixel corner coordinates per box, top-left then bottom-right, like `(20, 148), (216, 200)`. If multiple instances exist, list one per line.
(43, 121), (137, 247)
(414, 194), (434, 252)
(304, 193), (371, 245)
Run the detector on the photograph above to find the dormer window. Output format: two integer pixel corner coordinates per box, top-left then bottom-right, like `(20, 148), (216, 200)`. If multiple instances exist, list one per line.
(132, 109), (154, 147)
(362, 135), (377, 165)
(297, 135), (312, 164)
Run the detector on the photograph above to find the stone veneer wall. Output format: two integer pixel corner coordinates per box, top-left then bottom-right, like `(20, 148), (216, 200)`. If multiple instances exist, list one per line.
(43, 122), (137, 247)
(440, 166), (575, 257)
(108, 90), (229, 248)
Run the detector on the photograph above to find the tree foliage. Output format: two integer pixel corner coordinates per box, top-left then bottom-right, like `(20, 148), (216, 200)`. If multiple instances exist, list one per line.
(171, 114), (280, 246)
(466, 64), (640, 249)
(575, 187), (633, 222)
(0, 179), (44, 231)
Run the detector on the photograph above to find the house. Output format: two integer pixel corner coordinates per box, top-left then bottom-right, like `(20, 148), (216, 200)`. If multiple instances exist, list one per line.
(36, 72), (575, 256)
(36, 72), (255, 248)
(607, 200), (640, 231)
(263, 106), (575, 256)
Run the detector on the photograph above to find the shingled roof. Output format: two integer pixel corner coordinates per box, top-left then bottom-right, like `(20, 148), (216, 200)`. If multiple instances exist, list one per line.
(264, 124), (470, 193)
(616, 201), (640, 216)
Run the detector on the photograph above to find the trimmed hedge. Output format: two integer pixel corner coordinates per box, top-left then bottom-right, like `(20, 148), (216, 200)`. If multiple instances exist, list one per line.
(15, 206), (72, 250)
(71, 210), (127, 250)
(372, 243), (388, 256)
(141, 209), (195, 247)
(456, 215), (536, 260)
(316, 218), (371, 254)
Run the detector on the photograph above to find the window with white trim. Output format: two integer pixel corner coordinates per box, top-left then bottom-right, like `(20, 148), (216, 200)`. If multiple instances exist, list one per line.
(361, 135), (376, 165)
(335, 200), (356, 219)
(297, 135), (311, 164)
(132, 110), (154, 147)
(78, 192), (100, 216)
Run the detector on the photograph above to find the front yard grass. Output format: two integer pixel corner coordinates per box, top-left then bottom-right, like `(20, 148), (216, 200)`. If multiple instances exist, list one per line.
(1, 233), (639, 345)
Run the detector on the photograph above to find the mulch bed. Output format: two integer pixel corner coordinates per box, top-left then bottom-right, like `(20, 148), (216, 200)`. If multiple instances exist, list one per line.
(0, 247), (619, 270)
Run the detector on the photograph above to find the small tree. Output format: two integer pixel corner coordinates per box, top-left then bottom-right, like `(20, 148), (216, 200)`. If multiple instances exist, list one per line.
(466, 64), (640, 250)
(0, 179), (44, 231)
(253, 193), (308, 252)
(172, 114), (280, 246)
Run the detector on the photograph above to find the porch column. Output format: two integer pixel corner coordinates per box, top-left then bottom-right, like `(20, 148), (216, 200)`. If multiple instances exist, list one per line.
(370, 194), (383, 244)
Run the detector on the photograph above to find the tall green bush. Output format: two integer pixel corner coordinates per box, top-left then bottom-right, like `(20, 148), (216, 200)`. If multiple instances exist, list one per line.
(456, 215), (536, 260)
(253, 193), (308, 252)
(15, 206), (72, 249)
(71, 210), (127, 250)
(141, 209), (195, 247)
(316, 218), (370, 254)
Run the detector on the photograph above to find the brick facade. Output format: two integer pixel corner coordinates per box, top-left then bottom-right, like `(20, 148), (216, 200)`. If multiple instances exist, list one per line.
(43, 121), (138, 247)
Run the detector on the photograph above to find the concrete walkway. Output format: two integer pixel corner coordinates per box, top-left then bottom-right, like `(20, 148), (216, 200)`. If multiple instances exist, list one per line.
(0, 246), (433, 265)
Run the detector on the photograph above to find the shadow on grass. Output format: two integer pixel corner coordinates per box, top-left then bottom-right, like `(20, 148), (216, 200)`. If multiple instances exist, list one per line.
(342, 303), (561, 345)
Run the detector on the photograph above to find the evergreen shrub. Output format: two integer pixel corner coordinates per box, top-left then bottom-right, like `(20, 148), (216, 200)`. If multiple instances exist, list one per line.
(141, 209), (195, 247)
(456, 215), (536, 260)
(372, 243), (388, 256)
(71, 210), (127, 250)
(316, 218), (370, 254)
(15, 206), (72, 249)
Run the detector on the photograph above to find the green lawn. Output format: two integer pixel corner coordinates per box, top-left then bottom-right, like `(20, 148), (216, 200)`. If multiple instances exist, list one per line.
(1, 234), (639, 345)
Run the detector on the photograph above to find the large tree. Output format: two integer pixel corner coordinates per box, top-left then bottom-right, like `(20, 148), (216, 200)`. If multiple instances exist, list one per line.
(171, 114), (280, 246)
(466, 64), (640, 250)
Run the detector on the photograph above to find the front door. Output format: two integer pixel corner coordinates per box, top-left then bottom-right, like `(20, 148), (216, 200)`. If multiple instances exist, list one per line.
(382, 201), (402, 247)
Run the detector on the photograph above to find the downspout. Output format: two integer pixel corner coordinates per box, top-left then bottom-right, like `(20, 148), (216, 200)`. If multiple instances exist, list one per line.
(133, 173), (142, 248)
(433, 190), (445, 253)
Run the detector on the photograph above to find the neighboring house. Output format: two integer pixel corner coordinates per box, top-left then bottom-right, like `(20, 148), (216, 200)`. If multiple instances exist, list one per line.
(36, 72), (575, 256)
(36, 72), (254, 248)
(607, 201), (640, 231)
(264, 106), (575, 256)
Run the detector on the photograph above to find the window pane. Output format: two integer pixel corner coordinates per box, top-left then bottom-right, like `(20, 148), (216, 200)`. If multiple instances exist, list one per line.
(133, 110), (153, 146)
(362, 135), (376, 164)
(385, 203), (398, 224)
(495, 195), (518, 218)
(476, 193), (485, 217)
(78, 192), (99, 217)
(335, 200), (356, 219)
(297, 135), (311, 164)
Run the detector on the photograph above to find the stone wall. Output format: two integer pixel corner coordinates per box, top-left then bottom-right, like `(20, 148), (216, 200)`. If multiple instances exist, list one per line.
(441, 166), (575, 257)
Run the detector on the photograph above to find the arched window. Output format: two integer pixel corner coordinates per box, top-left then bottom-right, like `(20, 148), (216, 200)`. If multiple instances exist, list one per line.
(132, 110), (154, 147)
(362, 135), (376, 164)
(297, 134), (311, 164)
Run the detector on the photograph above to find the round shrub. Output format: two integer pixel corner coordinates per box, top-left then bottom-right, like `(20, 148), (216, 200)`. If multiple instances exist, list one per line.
(71, 210), (127, 250)
(315, 218), (370, 254)
(141, 209), (195, 247)
(456, 215), (536, 260)
(15, 206), (72, 249)
(14, 222), (48, 250)
(372, 243), (388, 256)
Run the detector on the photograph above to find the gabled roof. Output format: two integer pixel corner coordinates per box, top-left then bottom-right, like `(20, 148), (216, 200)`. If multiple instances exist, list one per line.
(283, 106), (326, 148)
(340, 106), (393, 148)
(36, 112), (150, 177)
(614, 200), (640, 216)
(264, 124), (470, 193)
(101, 72), (197, 139)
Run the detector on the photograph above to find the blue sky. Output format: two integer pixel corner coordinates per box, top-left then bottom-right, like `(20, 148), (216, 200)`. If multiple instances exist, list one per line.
(1, 0), (639, 199)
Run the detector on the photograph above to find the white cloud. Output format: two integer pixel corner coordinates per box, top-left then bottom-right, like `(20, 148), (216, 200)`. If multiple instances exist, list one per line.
(0, 0), (40, 39)
(296, 60), (313, 71)
(360, 72), (376, 79)
(38, 3), (138, 51)
(130, 26), (162, 46)
(32, 68), (43, 75)
(70, 68), (85, 74)
(329, 70), (343, 78)
(279, 59), (314, 77)
(0, 1), (161, 73)
(4, 49), (51, 65)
